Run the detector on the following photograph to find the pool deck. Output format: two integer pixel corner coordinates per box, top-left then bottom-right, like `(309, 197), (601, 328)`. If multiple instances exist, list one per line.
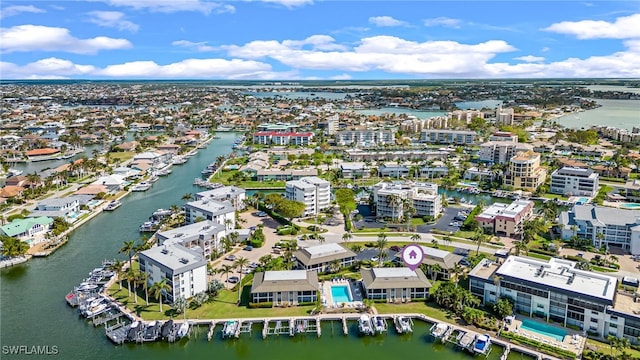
(505, 317), (586, 356)
(321, 279), (364, 309)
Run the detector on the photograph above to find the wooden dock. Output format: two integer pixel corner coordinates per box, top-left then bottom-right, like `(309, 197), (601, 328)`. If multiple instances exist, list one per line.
(207, 321), (216, 341)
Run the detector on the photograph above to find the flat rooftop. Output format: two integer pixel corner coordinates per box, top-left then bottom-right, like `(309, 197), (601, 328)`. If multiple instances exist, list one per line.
(497, 256), (617, 302)
(264, 270), (307, 281)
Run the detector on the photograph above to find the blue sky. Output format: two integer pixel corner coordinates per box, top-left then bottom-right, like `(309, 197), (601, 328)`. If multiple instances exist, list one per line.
(1, 1), (639, 79)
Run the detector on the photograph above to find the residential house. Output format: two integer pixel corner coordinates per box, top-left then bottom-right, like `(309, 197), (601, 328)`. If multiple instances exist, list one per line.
(360, 267), (431, 301)
(0, 217), (53, 239)
(29, 196), (80, 219)
(294, 243), (357, 272)
(250, 270), (319, 305)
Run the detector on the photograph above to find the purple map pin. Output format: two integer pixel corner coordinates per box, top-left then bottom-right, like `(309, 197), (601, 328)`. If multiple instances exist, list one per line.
(401, 244), (424, 271)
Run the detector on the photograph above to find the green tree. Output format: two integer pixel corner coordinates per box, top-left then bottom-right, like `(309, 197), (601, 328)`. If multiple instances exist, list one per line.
(274, 199), (306, 222)
(234, 257), (250, 304)
(0, 236), (29, 258)
(149, 279), (171, 313)
(472, 229), (487, 256)
(494, 297), (514, 319)
(342, 232), (353, 244)
(118, 240), (136, 270)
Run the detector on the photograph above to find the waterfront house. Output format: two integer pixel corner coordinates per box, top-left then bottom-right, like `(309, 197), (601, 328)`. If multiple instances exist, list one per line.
(360, 267), (431, 301)
(156, 220), (226, 258)
(250, 270), (319, 305)
(558, 204), (640, 255)
(138, 244), (207, 302)
(74, 184), (109, 196)
(294, 243), (356, 272)
(25, 148), (60, 161)
(114, 141), (138, 152)
(29, 196), (80, 219)
(133, 151), (172, 167)
(0, 217), (53, 239)
(0, 185), (25, 198)
(92, 174), (126, 193)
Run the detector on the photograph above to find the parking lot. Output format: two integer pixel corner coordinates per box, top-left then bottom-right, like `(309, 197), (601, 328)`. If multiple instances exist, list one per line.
(353, 206), (469, 234)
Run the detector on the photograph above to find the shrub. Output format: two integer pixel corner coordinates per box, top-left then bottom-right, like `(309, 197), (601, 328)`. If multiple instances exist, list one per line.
(248, 302), (273, 308)
(250, 239), (264, 248)
(500, 332), (577, 359)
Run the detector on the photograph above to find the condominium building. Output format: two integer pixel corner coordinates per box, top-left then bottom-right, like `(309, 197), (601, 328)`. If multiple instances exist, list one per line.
(250, 270), (319, 305)
(325, 113), (339, 135)
(285, 176), (330, 217)
(195, 186), (246, 210)
(558, 204), (640, 255)
(621, 179), (640, 202)
(294, 243), (357, 272)
(372, 181), (442, 221)
(488, 131), (518, 143)
(469, 256), (640, 341)
(139, 244), (208, 302)
(448, 110), (485, 123)
(420, 130), (477, 145)
(496, 106), (514, 125)
(479, 141), (533, 164)
(550, 167), (599, 197)
(503, 151), (548, 191)
(360, 268), (431, 301)
(475, 200), (534, 237)
(183, 198), (235, 230)
(252, 131), (313, 146)
(156, 220), (226, 258)
(334, 130), (395, 147)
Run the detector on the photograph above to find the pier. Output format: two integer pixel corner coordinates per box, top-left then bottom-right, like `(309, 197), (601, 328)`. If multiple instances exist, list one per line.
(342, 317), (348, 335)
(207, 321), (216, 341)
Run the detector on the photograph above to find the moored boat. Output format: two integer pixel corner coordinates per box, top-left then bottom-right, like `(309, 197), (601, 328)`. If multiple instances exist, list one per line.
(358, 314), (374, 336)
(104, 200), (122, 211)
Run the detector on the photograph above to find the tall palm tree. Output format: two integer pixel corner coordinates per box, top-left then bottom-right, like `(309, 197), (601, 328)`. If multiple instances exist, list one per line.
(124, 268), (136, 298)
(119, 240), (136, 270)
(472, 229), (487, 256)
(376, 232), (388, 267)
(107, 260), (125, 290)
(149, 279), (171, 313)
(181, 193), (193, 202)
(410, 233), (421, 243)
(342, 232), (353, 244)
(139, 271), (150, 305)
(220, 264), (234, 283)
(234, 257), (250, 304)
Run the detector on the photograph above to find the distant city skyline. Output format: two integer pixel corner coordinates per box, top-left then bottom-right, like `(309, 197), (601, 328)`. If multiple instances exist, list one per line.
(1, 1), (639, 80)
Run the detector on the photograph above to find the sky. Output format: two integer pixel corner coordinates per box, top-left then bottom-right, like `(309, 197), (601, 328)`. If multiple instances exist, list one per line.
(1, 0), (639, 80)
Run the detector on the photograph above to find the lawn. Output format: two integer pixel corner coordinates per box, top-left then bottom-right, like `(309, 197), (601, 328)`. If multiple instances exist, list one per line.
(374, 301), (457, 323)
(541, 193), (569, 201)
(108, 151), (135, 163)
(586, 338), (640, 359)
(454, 230), (478, 239)
(214, 170), (285, 189)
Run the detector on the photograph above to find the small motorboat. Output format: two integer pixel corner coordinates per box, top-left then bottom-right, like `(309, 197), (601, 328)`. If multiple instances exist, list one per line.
(358, 314), (374, 336)
(177, 322), (189, 339)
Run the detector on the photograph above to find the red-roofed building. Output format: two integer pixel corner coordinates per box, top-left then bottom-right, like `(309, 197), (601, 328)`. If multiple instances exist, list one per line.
(253, 131), (313, 146)
(26, 148), (59, 157)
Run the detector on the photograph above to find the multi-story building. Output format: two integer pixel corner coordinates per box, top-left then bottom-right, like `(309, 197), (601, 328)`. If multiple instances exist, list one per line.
(496, 106), (514, 125)
(156, 220), (226, 258)
(448, 110), (485, 124)
(475, 200), (534, 237)
(622, 179), (640, 202)
(285, 176), (330, 217)
(339, 162), (369, 179)
(183, 198), (235, 230)
(372, 181), (442, 221)
(378, 163), (409, 178)
(195, 186), (246, 210)
(469, 256), (640, 341)
(325, 113), (339, 135)
(550, 167), (599, 197)
(488, 131), (518, 143)
(559, 204), (640, 255)
(252, 131), (313, 146)
(479, 141), (533, 164)
(360, 267), (431, 301)
(334, 130), (395, 147)
(139, 244), (208, 302)
(250, 270), (320, 306)
(503, 151), (547, 191)
(420, 130), (477, 145)
(294, 243), (357, 272)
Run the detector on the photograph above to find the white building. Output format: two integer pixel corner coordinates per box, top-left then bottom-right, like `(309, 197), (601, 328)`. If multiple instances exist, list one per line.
(294, 243), (357, 272)
(195, 186), (246, 210)
(550, 167), (599, 197)
(285, 176), (330, 217)
(496, 106), (514, 125)
(372, 181), (442, 221)
(559, 204), (640, 255)
(156, 220), (227, 258)
(488, 131), (518, 142)
(420, 130), (477, 145)
(184, 198), (235, 230)
(325, 113), (339, 135)
(138, 244), (208, 302)
(479, 141), (533, 164)
(334, 130), (395, 147)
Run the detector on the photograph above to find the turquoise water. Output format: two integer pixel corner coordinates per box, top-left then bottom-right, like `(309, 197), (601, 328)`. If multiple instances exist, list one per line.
(553, 99), (640, 130)
(620, 203), (640, 209)
(520, 319), (566, 342)
(87, 200), (102, 207)
(331, 285), (353, 303)
(576, 197), (588, 205)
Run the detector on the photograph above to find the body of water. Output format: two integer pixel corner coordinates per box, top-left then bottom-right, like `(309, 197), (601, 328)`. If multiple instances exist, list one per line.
(454, 100), (503, 110)
(553, 99), (640, 130)
(245, 91), (351, 100)
(348, 107), (446, 119)
(0, 131), (529, 360)
(12, 144), (103, 174)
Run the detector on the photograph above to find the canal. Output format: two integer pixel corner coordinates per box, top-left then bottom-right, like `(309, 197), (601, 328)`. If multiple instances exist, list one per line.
(0, 132), (533, 360)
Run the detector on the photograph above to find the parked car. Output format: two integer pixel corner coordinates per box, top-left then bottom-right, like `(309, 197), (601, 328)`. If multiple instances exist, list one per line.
(228, 276), (239, 284)
(243, 245), (253, 251)
(225, 255), (236, 261)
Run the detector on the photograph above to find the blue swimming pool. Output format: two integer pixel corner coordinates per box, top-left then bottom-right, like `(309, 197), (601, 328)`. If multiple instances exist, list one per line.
(576, 197), (589, 205)
(520, 318), (567, 342)
(87, 200), (101, 207)
(330, 285), (353, 303)
(620, 203), (640, 209)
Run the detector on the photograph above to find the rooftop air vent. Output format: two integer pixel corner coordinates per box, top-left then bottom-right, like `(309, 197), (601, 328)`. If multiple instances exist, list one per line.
(179, 258), (189, 264)
(161, 249), (169, 254)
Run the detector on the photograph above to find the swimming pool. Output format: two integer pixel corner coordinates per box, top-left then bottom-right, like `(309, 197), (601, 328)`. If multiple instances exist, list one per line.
(576, 197), (589, 205)
(87, 200), (102, 207)
(620, 203), (640, 209)
(520, 318), (567, 342)
(330, 285), (353, 303)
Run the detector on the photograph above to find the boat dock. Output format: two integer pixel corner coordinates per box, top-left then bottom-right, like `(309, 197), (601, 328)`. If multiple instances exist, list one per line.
(265, 319), (291, 337)
(342, 317), (348, 335)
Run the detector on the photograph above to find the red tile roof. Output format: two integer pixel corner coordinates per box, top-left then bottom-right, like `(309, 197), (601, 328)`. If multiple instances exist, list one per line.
(26, 148), (59, 156)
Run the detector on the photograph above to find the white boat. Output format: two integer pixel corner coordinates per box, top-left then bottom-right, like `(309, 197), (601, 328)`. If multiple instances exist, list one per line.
(148, 175), (159, 183)
(139, 221), (159, 232)
(152, 208), (172, 218)
(394, 316), (413, 334)
(358, 315), (374, 336)
(177, 322), (190, 339)
(222, 320), (238, 338)
(473, 334), (491, 355)
(104, 200), (121, 211)
(371, 316), (387, 334)
(131, 181), (152, 192)
(430, 323), (449, 338)
(8, 168), (23, 177)
(172, 157), (187, 165)
(77, 284), (98, 291)
(85, 303), (109, 317)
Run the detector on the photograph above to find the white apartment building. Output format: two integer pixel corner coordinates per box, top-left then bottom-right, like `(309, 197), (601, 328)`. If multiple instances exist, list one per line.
(550, 167), (599, 197)
(479, 141), (533, 164)
(488, 131), (518, 142)
(334, 130), (395, 147)
(285, 176), (331, 217)
(184, 198), (235, 230)
(496, 106), (514, 125)
(559, 204), (640, 255)
(156, 220), (227, 258)
(195, 186), (246, 210)
(372, 181), (442, 221)
(448, 110), (485, 123)
(420, 130), (477, 145)
(325, 113), (339, 135)
(138, 244), (208, 302)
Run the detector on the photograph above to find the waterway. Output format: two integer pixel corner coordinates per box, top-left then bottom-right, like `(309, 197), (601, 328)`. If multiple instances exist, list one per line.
(553, 99), (640, 130)
(0, 131), (532, 360)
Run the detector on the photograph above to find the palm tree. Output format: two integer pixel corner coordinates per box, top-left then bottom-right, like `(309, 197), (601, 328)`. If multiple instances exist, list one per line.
(410, 233), (421, 243)
(376, 232), (387, 267)
(220, 264), (234, 283)
(139, 271), (150, 305)
(514, 240), (528, 256)
(181, 193), (193, 202)
(124, 268), (136, 298)
(234, 257), (250, 304)
(472, 229), (487, 256)
(427, 263), (441, 282)
(342, 232), (352, 244)
(149, 279), (171, 313)
(119, 240), (136, 270)
(107, 260), (125, 290)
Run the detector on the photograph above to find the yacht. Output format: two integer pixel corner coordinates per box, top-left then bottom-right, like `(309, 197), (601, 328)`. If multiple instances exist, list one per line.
(371, 316), (387, 334)
(430, 323), (449, 339)
(152, 208), (173, 218)
(358, 314), (374, 336)
(394, 316), (413, 334)
(172, 156), (187, 165)
(131, 181), (152, 192)
(176, 322), (190, 339)
(139, 221), (159, 233)
(104, 200), (122, 211)
(473, 334), (492, 355)
(222, 320), (239, 338)
(85, 303), (109, 317)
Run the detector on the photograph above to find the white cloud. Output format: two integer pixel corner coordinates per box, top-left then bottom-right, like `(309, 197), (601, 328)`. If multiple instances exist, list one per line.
(541, 47), (550, 52)
(368, 16), (407, 27)
(330, 74), (352, 80)
(98, 58), (275, 78)
(423, 17), (462, 28)
(543, 13), (640, 39)
(514, 55), (545, 63)
(172, 40), (216, 52)
(0, 25), (132, 54)
(0, 58), (96, 78)
(256, 0), (313, 8)
(0, 5), (45, 19)
(93, 0), (235, 14)
(88, 11), (139, 32)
